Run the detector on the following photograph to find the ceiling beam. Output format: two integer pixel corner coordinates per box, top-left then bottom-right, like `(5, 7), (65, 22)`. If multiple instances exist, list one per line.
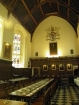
(57, 2), (60, 17)
(2, 0), (18, 19)
(8, 0), (18, 12)
(58, 0), (79, 14)
(67, 0), (70, 20)
(21, 0), (37, 25)
(48, 1), (51, 8)
(37, 0), (44, 16)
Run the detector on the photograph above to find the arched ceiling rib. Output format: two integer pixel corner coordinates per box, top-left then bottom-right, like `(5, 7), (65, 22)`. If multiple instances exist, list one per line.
(0, 0), (79, 39)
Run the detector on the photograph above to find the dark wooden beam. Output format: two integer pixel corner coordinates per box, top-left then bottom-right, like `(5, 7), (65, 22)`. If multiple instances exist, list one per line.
(48, 1), (51, 8)
(21, 0), (37, 25)
(8, 0), (18, 12)
(37, 0), (44, 17)
(57, 0), (79, 14)
(67, 0), (70, 20)
(57, 2), (59, 14)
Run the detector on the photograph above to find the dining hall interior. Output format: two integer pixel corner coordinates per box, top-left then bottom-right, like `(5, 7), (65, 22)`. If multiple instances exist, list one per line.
(0, 0), (79, 105)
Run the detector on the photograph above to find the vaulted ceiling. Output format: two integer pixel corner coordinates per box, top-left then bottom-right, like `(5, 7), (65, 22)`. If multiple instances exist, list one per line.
(0, 0), (79, 39)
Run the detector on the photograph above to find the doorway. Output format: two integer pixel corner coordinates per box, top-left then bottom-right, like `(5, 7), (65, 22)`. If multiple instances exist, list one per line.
(32, 67), (40, 76)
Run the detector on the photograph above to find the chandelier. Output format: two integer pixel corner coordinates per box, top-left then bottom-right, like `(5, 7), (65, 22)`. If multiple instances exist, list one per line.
(46, 26), (60, 41)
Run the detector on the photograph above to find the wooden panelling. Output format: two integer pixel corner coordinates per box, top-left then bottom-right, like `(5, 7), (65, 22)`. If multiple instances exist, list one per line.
(0, 56), (79, 81)
(0, 59), (32, 80)
(0, 59), (12, 80)
(12, 68), (32, 78)
(30, 56), (79, 76)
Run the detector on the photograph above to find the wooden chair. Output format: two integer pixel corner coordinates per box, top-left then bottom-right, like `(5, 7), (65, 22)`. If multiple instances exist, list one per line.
(13, 86), (19, 90)
(61, 76), (69, 88)
(0, 89), (6, 99)
(72, 102), (79, 105)
(49, 80), (58, 99)
(6, 86), (14, 98)
(5, 82), (10, 89)
(53, 80), (58, 92)
(0, 83), (5, 90)
(50, 84), (54, 98)
(32, 87), (50, 105)
(6, 86), (20, 101)
(18, 84), (23, 88)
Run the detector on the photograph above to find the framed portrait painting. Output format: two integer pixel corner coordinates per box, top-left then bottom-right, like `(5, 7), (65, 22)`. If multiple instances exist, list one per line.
(59, 64), (64, 71)
(67, 64), (72, 71)
(3, 42), (12, 60)
(49, 42), (57, 55)
(51, 64), (56, 70)
(43, 65), (48, 71)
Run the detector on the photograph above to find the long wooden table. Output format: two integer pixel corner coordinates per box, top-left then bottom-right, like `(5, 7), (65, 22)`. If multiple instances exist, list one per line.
(8, 78), (54, 105)
(9, 77), (28, 82)
(0, 99), (27, 105)
(74, 78), (79, 86)
(8, 77), (28, 86)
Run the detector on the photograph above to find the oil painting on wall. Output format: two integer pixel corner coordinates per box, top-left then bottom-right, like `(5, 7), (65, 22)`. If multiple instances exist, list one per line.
(3, 42), (12, 60)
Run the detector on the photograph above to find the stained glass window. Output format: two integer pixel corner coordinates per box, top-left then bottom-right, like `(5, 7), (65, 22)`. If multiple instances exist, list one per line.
(12, 34), (21, 67)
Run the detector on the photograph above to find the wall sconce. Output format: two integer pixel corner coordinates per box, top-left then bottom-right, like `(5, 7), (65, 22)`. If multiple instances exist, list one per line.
(46, 26), (60, 41)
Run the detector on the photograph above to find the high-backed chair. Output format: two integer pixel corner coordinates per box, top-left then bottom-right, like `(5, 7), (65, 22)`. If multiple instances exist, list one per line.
(61, 75), (69, 88)
(0, 89), (6, 99)
(6, 86), (14, 98)
(50, 83), (54, 97)
(32, 87), (50, 105)
(13, 86), (19, 90)
(0, 83), (5, 90)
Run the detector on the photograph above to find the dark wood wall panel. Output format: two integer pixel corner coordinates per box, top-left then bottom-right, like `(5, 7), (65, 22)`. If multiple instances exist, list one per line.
(12, 68), (32, 78)
(0, 59), (32, 80)
(0, 59), (12, 80)
(30, 56), (79, 76)
(0, 57), (79, 81)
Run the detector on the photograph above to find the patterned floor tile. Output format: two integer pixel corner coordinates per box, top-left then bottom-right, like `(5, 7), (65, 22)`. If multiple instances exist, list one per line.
(50, 86), (79, 105)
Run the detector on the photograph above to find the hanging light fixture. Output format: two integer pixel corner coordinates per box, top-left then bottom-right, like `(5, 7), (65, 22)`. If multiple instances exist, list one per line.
(46, 26), (60, 41)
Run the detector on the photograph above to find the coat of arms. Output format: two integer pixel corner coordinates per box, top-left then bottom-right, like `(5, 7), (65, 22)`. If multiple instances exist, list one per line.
(46, 26), (60, 41)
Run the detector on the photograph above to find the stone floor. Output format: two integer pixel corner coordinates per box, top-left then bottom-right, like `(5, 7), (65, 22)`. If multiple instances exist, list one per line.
(50, 86), (79, 105)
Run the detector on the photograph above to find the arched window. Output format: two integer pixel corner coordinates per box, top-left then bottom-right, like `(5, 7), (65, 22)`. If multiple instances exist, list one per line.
(0, 17), (4, 57)
(12, 33), (22, 68)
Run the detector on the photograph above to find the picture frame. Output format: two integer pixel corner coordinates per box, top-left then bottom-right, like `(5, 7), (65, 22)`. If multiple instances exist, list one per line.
(43, 65), (48, 71)
(59, 64), (64, 71)
(51, 64), (56, 70)
(49, 42), (57, 55)
(3, 42), (12, 60)
(67, 64), (72, 71)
